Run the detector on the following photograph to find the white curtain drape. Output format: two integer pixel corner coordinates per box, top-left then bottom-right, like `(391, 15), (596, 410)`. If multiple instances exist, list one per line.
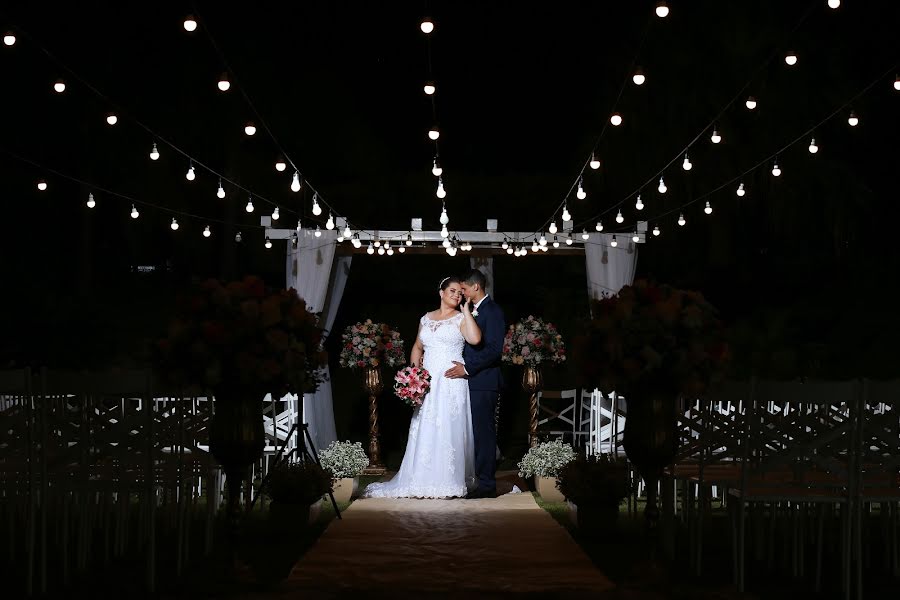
(584, 236), (637, 303)
(470, 256), (495, 300)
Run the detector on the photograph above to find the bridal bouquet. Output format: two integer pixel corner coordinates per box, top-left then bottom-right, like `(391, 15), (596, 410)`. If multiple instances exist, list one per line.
(393, 366), (431, 407)
(339, 320), (406, 369)
(503, 315), (567, 367)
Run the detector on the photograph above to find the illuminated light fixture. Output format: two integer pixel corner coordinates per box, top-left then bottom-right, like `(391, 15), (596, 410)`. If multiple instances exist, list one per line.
(244, 122), (257, 136)
(436, 178), (446, 199)
(652, 225), (660, 236)
(549, 221), (558, 234)
(235, 231), (242, 242)
(439, 206), (449, 225)
(291, 171), (302, 192)
(566, 235), (574, 246)
(635, 194), (644, 210)
(682, 153), (692, 171)
(552, 236), (560, 248)
(367, 242), (375, 255)
(217, 179), (225, 199)
(326, 213), (335, 230)
(616, 210), (624, 224)
(440, 224), (449, 238)
(736, 182), (746, 197)
(745, 96), (757, 110)
(406, 234), (413, 246)
(710, 128), (722, 144)
(217, 72), (230, 92)
(428, 126), (440, 140)
(312, 193), (322, 216)
(186, 163), (196, 181)
(424, 81), (436, 95)
(183, 15), (198, 32)
(581, 230), (590, 240)
(149, 143), (160, 161)
(314, 225), (322, 238)
(106, 113), (118, 125)
(562, 205), (572, 222)
(432, 158), (442, 176)
(130, 204), (139, 219)
(611, 235), (618, 247)
(37, 180), (48, 191)
(894, 75), (900, 91)
(272, 207), (280, 221)
(847, 111), (859, 127)
(808, 138), (819, 154)
(203, 225), (211, 238)
(265, 237), (272, 249)
(86, 193), (96, 208)
(632, 234), (640, 243)
(610, 113), (623, 126)
(658, 176), (667, 193)
(275, 157), (287, 172)
(589, 152), (601, 170)
(772, 161), (781, 177)
(53, 79), (66, 93)
(420, 18), (434, 34)
(704, 201), (713, 215)
(595, 221), (603, 232)
(576, 178), (586, 200)
(345, 225), (353, 239)
(678, 213), (686, 226)
(170, 218), (179, 231)
(655, 2), (669, 18)
(245, 197), (254, 212)
(828, 0), (840, 8)
(785, 51), (798, 66)
(632, 67), (645, 86)
(3, 32), (15, 46)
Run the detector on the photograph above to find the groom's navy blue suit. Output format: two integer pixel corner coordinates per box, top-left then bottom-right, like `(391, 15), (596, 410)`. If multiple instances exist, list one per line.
(462, 295), (505, 494)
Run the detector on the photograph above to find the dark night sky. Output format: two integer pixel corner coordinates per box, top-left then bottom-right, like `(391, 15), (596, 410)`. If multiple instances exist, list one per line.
(1, 1), (899, 372)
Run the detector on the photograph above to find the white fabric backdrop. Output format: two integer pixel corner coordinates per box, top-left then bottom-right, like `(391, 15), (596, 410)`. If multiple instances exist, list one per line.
(584, 236), (637, 303)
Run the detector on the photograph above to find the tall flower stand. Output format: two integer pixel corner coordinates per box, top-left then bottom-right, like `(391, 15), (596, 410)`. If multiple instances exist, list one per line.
(361, 366), (386, 475)
(522, 366), (544, 447)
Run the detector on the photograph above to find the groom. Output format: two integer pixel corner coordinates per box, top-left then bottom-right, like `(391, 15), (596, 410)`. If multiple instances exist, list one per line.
(446, 269), (505, 499)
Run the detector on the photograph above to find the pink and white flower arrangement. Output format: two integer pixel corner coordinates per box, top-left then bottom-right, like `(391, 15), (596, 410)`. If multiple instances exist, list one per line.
(393, 366), (432, 407)
(502, 315), (567, 367)
(339, 319), (406, 369)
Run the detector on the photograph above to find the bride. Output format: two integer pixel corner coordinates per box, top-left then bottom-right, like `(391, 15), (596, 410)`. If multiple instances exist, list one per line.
(363, 276), (481, 498)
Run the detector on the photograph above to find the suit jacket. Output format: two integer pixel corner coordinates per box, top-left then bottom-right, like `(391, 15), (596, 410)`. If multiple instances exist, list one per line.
(463, 296), (506, 392)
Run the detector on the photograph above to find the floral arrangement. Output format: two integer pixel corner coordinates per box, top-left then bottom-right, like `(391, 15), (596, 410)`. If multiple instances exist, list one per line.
(393, 366), (432, 407)
(263, 460), (333, 505)
(517, 439), (577, 479)
(154, 276), (327, 397)
(557, 454), (630, 507)
(502, 315), (567, 367)
(574, 279), (729, 397)
(318, 441), (370, 480)
(339, 320), (406, 369)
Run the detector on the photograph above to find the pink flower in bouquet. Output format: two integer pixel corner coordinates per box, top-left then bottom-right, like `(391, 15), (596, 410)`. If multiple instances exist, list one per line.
(393, 366), (432, 408)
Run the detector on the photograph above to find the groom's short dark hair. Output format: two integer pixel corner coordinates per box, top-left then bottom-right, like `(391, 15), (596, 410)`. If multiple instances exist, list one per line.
(462, 269), (487, 289)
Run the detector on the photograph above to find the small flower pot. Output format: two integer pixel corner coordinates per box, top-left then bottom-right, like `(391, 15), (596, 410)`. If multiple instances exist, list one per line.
(331, 477), (359, 503)
(535, 475), (565, 503)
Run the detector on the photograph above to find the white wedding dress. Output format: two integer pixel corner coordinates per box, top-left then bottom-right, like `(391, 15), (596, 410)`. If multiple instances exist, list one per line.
(363, 312), (476, 498)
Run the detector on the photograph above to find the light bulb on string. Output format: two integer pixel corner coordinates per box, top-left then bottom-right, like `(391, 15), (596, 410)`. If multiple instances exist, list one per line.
(589, 152), (601, 170)
(632, 67), (645, 86)
(37, 180), (47, 191)
(186, 163), (195, 181)
(291, 171), (302, 192)
(549, 221), (558, 234)
(398, 244), (406, 254)
(367, 243), (374, 255)
(245, 197), (255, 212)
(235, 231), (242, 243)
(3, 32), (15, 46)
(387, 243), (394, 256)
(217, 179), (225, 199)
(440, 224), (449, 238)
(576, 178), (586, 200)
(502, 238), (509, 250)
(436, 178), (446, 198)
(828, 0), (840, 8)
(808, 138), (819, 153)
(183, 15), (198, 32)
(658, 176), (667, 193)
(406, 234), (413, 247)
(745, 96), (757, 110)
(710, 128), (722, 144)
(566, 234), (574, 246)
(439, 206), (449, 225)
(344, 225), (353, 239)
(894, 76), (900, 91)
(428, 127), (440, 141)
(376, 239), (383, 249)
(595, 221), (604, 232)
(272, 207), (280, 221)
(737, 182), (746, 197)
(312, 193), (322, 216)
(635, 194), (644, 210)
(611, 235), (618, 248)
(314, 225), (322, 238)
(506, 246), (514, 255)
(552, 236), (560, 248)
(683, 153), (693, 171)
(130, 204), (139, 219)
(352, 234), (362, 249)
(772, 161), (781, 177)
(539, 234), (547, 247)
(678, 213), (686, 226)
(652, 225), (660, 236)
(326, 213), (335, 230)
(420, 18), (434, 34)
(265, 237), (272, 249)
(275, 157), (286, 172)
(704, 201), (713, 215)
(532, 241), (540, 252)
(432, 158), (442, 176)
(86, 193), (96, 208)
(170, 218), (179, 231)
(848, 111), (859, 127)
(424, 81), (436, 95)
(203, 225), (211, 238)
(581, 230), (590, 241)
(785, 51), (798, 66)
(610, 113), (623, 126)
(53, 79), (66, 93)
(217, 72), (230, 92)
(149, 143), (160, 161)
(443, 238), (451, 248)
(244, 122), (256, 136)
(655, 2), (669, 18)
(562, 205), (571, 222)
(632, 234), (640, 243)
(106, 113), (118, 125)
(616, 210), (624, 224)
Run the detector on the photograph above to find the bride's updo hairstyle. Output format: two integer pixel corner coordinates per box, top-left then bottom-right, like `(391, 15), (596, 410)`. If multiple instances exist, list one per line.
(439, 276), (462, 291)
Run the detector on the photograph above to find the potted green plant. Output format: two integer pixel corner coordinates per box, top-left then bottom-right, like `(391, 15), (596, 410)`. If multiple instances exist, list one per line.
(263, 460), (333, 529)
(557, 454), (630, 533)
(318, 441), (370, 503)
(517, 439), (576, 503)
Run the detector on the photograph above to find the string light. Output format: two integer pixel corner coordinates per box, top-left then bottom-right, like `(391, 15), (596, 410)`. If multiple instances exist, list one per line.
(772, 161), (782, 177)
(827, 0), (840, 8)
(275, 157), (286, 172)
(186, 162), (196, 181)
(86, 193), (96, 208)
(658, 176), (667, 194)
(291, 171), (302, 192)
(611, 235), (618, 247)
(170, 218), (179, 231)
(808, 137), (819, 153)
(442, 237), (451, 248)
(345, 225), (353, 239)
(37, 180), (47, 191)
(745, 96), (757, 110)
(552, 236), (560, 248)
(3, 32), (15, 46)
(420, 18), (434, 34)
(589, 153), (601, 170)
(428, 127), (440, 141)
(562, 204), (572, 222)
(436, 178), (446, 198)
(326, 213), (335, 230)
(566, 234), (574, 246)
(440, 224), (449, 238)
(785, 51), (798, 66)
(704, 201), (713, 215)
(632, 67), (645, 86)
(367, 242), (375, 255)
(610, 113), (623, 126)
(424, 81), (436, 95)
(501, 238), (509, 250)
(848, 110), (859, 127)
(312, 193), (322, 215)
(581, 230), (590, 240)
(595, 221), (603, 232)
(616, 210), (624, 224)
(652, 225), (660, 236)
(506, 246), (514, 255)
(183, 15), (198, 32)
(203, 225), (211, 238)
(710, 128), (722, 144)
(682, 153), (692, 171)
(387, 242), (394, 256)
(635, 194), (644, 210)
(245, 196), (255, 212)
(736, 182), (746, 197)
(374, 239), (382, 248)
(352, 234), (362, 249)
(576, 178), (586, 200)
(265, 237), (272, 249)
(632, 234), (640, 243)
(894, 75), (900, 91)
(217, 179), (225, 199)
(217, 72), (230, 92)
(106, 113), (118, 125)
(406, 233), (413, 247)
(655, 2), (669, 18)
(677, 213), (686, 226)
(532, 241), (540, 252)
(440, 206), (450, 225)
(235, 231), (242, 243)
(149, 143), (160, 161)
(272, 207), (280, 221)
(539, 233), (548, 247)
(244, 122), (257, 136)
(130, 204), (139, 219)
(53, 79), (66, 93)
(314, 225), (322, 238)
(549, 221), (558, 234)
(432, 158), (442, 176)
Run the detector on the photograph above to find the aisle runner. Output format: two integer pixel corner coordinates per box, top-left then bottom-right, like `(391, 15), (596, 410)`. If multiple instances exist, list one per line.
(277, 492), (614, 597)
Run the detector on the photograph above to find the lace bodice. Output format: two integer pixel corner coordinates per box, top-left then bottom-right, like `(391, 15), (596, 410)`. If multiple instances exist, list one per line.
(419, 312), (465, 371)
